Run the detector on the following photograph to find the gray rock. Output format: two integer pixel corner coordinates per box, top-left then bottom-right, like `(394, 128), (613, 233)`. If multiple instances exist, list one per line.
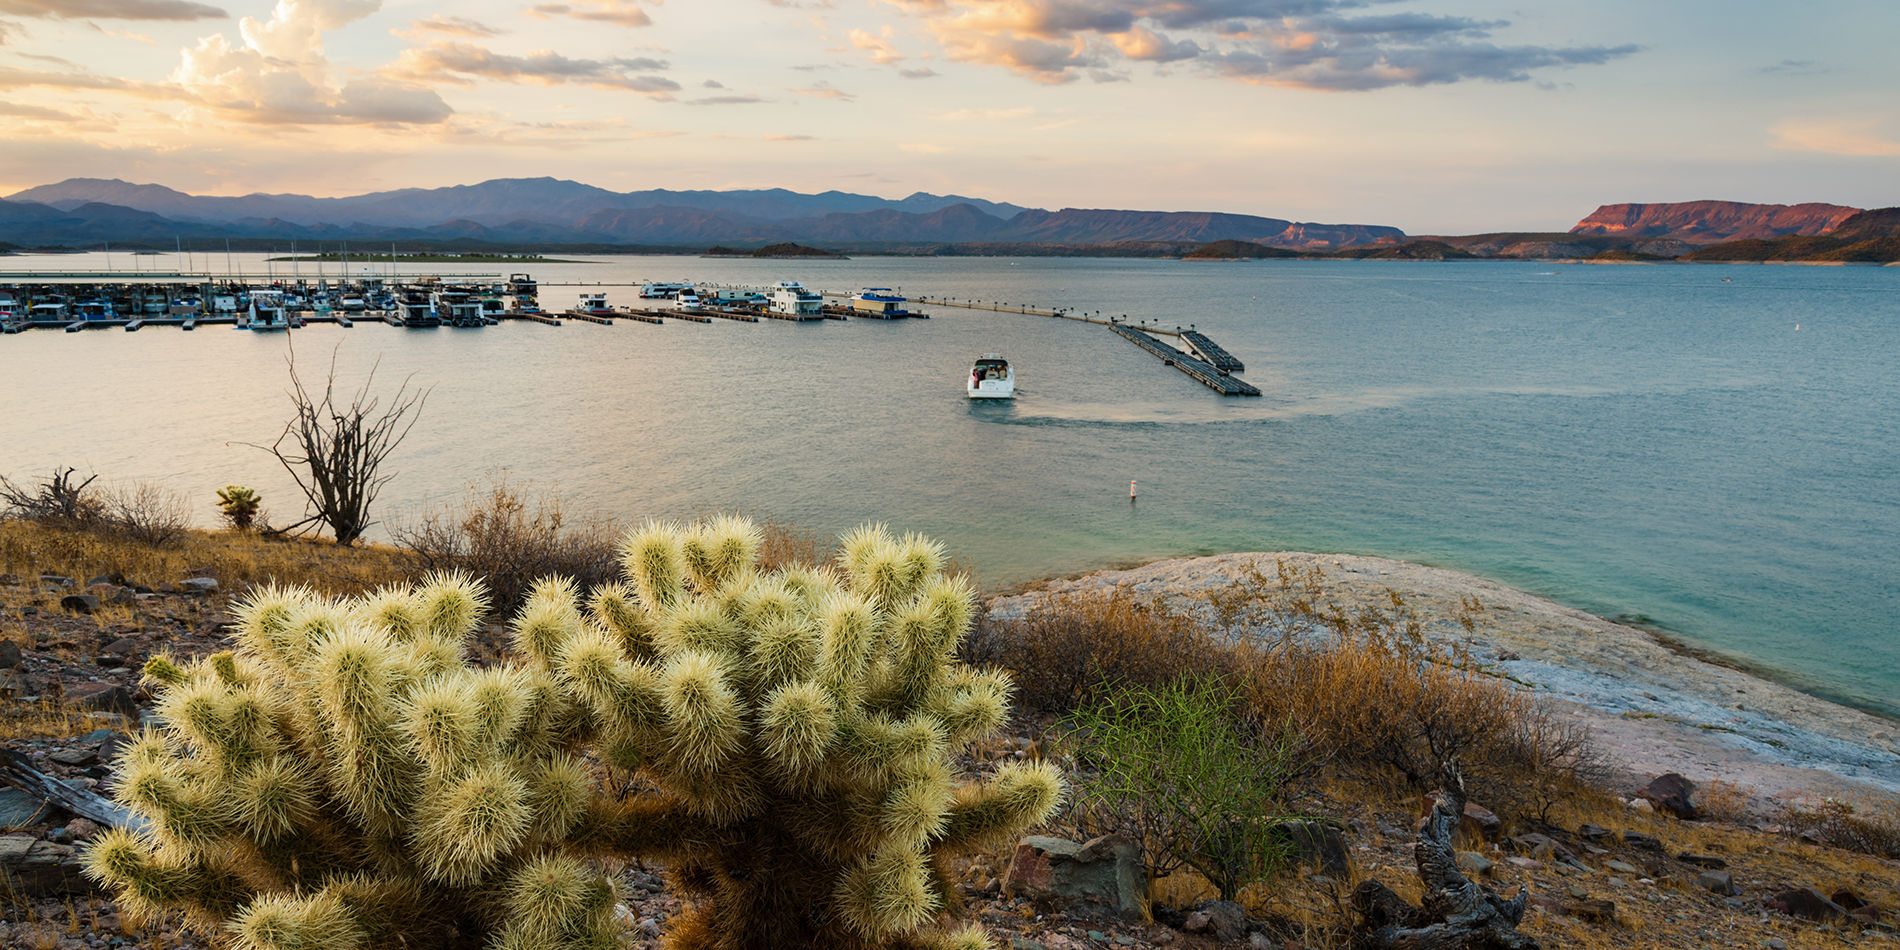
(97, 637), (140, 662)
(1201, 901), (1248, 942)
(1003, 835), (1146, 923)
(1604, 860), (1642, 875)
(1678, 852), (1727, 869)
(1455, 851), (1494, 877)
(1772, 886), (1849, 923)
(47, 748), (97, 767)
(0, 836), (100, 896)
(60, 594), (100, 615)
(0, 789), (46, 827)
(181, 577), (218, 593)
(1695, 870), (1735, 896)
(1636, 773), (1698, 820)
(1278, 820), (1351, 877)
(39, 575), (74, 588)
(65, 682), (138, 719)
(0, 640), (21, 670)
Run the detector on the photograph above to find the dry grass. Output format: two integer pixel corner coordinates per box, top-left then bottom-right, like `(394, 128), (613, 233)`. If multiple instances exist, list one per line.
(0, 518), (412, 600)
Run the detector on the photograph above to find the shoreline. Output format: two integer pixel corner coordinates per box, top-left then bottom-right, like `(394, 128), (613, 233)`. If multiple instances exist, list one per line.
(988, 551), (1900, 807)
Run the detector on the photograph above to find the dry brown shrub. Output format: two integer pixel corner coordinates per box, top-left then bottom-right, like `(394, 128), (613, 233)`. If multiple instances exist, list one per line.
(392, 472), (620, 612)
(1781, 790), (1900, 859)
(0, 469), (191, 548)
(958, 587), (1232, 714)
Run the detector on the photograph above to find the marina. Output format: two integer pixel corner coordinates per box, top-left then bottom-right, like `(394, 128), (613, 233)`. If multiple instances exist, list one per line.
(0, 270), (1266, 396)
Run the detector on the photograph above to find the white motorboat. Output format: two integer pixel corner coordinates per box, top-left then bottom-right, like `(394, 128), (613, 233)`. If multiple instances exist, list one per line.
(579, 292), (613, 314)
(968, 355), (1015, 399)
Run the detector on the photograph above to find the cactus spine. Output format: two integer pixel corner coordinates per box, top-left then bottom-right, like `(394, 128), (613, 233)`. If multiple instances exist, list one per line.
(84, 575), (621, 950)
(544, 518), (1064, 950)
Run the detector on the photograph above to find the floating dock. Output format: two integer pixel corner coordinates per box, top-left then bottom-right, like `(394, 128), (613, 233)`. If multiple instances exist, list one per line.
(1109, 325), (1261, 396)
(1178, 330), (1244, 374)
(566, 310), (622, 325)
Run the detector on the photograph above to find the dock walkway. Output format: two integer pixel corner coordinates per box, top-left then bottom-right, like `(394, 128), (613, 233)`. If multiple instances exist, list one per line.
(1109, 325), (1261, 396)
(1178, 330), (1244, 374)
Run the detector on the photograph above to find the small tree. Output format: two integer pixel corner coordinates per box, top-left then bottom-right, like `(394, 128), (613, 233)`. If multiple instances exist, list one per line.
(245, 345), (427, 546)
(1059, 675), (1301, 903)
(215, 485), (262, 531)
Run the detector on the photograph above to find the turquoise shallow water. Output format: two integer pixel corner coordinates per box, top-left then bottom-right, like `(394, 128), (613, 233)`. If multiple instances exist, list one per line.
(3, 253), (1896, 716)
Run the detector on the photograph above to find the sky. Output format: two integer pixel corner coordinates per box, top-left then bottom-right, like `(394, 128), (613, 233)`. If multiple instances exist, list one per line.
(0, 0), (1894, 233)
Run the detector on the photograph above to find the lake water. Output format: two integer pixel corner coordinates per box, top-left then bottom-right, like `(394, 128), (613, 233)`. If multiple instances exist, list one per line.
(3, 252), (1896, 717)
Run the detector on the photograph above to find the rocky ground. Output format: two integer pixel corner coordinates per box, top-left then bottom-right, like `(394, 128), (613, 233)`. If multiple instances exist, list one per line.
(1, 563), (1897, 949)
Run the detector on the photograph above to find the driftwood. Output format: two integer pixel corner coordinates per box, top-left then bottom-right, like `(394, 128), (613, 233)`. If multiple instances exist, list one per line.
(1349, 769), (1537, 950)
(0, 748), (149, 835)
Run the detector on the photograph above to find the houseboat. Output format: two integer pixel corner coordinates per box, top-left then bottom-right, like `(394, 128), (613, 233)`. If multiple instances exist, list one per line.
(579, 292), (613, 315)
(400, 289), (440, 327)
(246, 291), (291, 331)
(432, 286), (484, 327)
(851, 288), (912, 317)
(767, 281), (823, 316)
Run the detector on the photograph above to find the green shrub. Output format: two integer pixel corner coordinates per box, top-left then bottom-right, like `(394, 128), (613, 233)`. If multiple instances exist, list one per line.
(1057, 675), (1301, 902)
(216, 485), (263, 532)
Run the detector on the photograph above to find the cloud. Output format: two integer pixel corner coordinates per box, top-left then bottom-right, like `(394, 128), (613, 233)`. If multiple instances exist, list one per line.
(886, 0), (1638, 89)
(167, 0), (455, 124)
(1758, 59), (1825, 76)
(0, 100), (84, 119)
(764, 133), (816, 139)
(848, 27), (903, 63)
(703, 78), (723, 87)
(792, 80), (852, 98)
(686, 93), (766, 104)
(526, 0), (652, 27)
(391, 42), (678, 95)
(397, 14), (505, 38)
(898, 66), (937, 77)
(1770, 116), (1900, 157)
(0, 0), (226, 21)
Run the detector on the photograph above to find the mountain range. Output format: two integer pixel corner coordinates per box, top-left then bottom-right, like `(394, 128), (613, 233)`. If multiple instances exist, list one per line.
(0, 177), (1403, 250)
(1568, 200), (1863, 244)
(0, 180), (1882, 257)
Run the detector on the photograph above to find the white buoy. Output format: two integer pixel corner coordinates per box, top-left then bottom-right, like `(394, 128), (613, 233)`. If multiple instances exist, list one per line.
(1130, 480), (1138, 501)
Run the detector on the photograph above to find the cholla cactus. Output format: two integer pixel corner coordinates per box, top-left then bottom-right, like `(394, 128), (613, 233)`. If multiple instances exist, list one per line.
(543, 517), (1063, 950)
(83, 574), (622, 950)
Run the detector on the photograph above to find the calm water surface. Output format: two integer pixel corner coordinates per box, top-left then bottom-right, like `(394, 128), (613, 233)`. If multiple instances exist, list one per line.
(4, 253), (1896, 716)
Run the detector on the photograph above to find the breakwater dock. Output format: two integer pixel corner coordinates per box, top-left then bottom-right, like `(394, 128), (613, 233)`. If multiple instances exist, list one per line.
(908, 295), (1260, 396)
(2, 272), (1263, 396)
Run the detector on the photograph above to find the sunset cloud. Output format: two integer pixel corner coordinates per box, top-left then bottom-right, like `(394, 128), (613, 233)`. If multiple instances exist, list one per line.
(526, 0), (652, 28)
(397, 14), (506, 38)
(166, 0), (454, 124)
(0, 0), (226, 21)
(848, 27), (903, 64)
(887, 0), (1639, 89)
(391, 42), (678, 95)
(792, 80), (852, 98)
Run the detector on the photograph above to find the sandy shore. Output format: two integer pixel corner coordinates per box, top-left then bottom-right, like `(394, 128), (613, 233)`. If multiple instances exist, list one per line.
(988, 552), (1900, 808)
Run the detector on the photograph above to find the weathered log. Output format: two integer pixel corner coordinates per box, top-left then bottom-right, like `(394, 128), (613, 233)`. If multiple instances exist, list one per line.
(1350, 768), (1538, 950)
(0, 748), (149, 835)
